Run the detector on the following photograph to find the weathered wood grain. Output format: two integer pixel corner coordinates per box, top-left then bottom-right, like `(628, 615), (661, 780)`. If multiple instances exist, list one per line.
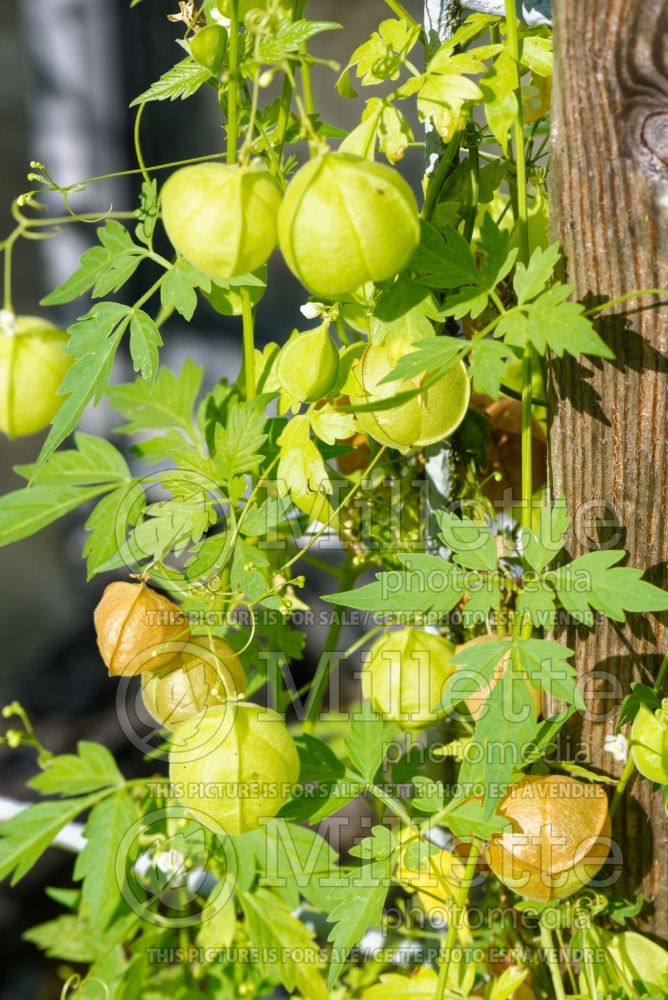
(550, 0), (668, 940)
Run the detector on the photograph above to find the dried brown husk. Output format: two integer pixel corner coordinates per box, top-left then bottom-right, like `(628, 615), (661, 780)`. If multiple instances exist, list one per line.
(94, 581), (187, 676)
(487, 775), (611, 903)
(454, 635), (542, 720)
(468, 393), (546, 504)
(142, 634), (246, 728)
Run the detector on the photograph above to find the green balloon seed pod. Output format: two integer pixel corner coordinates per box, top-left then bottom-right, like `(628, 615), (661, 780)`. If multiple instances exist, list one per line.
(278, 152), (420, 298)
(169, 702), (300, 836)
(276, 324), (340, 402)
(361, 628), (457, 729)
(190, 24), (227, 74)
(161, 163), (282, 281)
(631, 701), (668, 784)
(0, 316), (72, 438)
(350, 343), (470, 450)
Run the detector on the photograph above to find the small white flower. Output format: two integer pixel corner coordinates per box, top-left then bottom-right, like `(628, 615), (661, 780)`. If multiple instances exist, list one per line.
(154, 848), (186, 877)
(0, 310), (16, 335)
(300, 301), (324, 320)
(360, 930), (384, 954)
(425, 152), (439, 177)
(604, 733), (629, 763)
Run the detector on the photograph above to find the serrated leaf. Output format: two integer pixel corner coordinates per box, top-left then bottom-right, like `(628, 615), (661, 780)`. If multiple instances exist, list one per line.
(130, 57), (212, 106)
(108, 359), (203, 436)
(345, 700), (391, 782)
(522, 497), (570, 573)
(481, 49), (518, 154)
(27, 741), (124, 797)
(213, 396), (269, 482)
(37, 302), (131, 468)
(468, 338), (514, 397)
(40, 221), (145, 306)
(0, 484), (111, 547)
(16, 432), (130, 486)
(349, 825), (396, 862)
(436, 510), (498, 572)
(324, 564), (465, 617)
(129, 309), (162, 385)
(515, 638), (583, 709)
(513, 243), (561, 305)
(293, 734), (345, 785)
(0, 794), (103, 884)
(240, 819), (338, 910)
(418, 50), (485, 138)
(84, 485), (144, 579)
(550, 550), (668, 624)
(455, 664), (539, 819)
(74, 791), (137, 929)
(326, 856), (392, 987)
(258, 19), (341, 61)
(239, 888), (328, 1000)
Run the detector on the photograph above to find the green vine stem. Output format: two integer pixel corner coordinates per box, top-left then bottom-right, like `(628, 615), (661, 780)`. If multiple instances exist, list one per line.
(504, 0), (535, 571)
(240, 287), (256, 401)
(134, 102), (150, 184)
(540, 921), (567, 1000)
(303, 559), (357, 734)
(227, 0), (241, 164)
(434, 841), (481, 1000)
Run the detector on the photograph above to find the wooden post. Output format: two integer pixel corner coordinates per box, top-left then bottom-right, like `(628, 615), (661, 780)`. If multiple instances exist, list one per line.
(549, 0), (668, 940)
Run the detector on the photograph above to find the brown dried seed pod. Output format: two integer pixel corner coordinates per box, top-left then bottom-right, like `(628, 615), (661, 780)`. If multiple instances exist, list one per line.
(94, 581), (187, 677)
(467, 393), (546, 505)
(142, 634), (246, 728)
(487, 775), (611, 903)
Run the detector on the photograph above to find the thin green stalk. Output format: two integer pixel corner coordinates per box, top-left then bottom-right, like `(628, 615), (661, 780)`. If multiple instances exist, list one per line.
(134, 102), (150, 184)
(2, 228), (20, 312)
(227, 0), (240, 164)
(240, 287), (256, 401)
(463, 129), (480, 244)
(504, 0), (529, 263)
(383, 0), (421, 30)
(421, 130), (462, 221)
(540, 922), (567, 1000)
(555, 926), (578, 994)
(520, 346), (534, 541)
(303, 560), (356, 733)
(434, 842), (481, 1000)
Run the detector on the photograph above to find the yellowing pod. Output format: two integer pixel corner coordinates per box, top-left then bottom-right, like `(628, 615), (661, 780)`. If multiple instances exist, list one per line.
(169, 702), (300, 836)
(349, 343), (470, 450)
(0, 316), (72, 437)
(278, 152), (420, 298)
(161, 163), (282, 280)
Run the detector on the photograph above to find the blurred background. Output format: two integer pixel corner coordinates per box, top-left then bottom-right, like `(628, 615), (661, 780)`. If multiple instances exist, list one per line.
(0, 0), (424, 995)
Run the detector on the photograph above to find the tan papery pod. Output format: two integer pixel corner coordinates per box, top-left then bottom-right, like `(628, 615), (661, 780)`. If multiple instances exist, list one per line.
(94, 581), (187, 676)
(487, 775), (611, 903)
(142, 634), (246, 728)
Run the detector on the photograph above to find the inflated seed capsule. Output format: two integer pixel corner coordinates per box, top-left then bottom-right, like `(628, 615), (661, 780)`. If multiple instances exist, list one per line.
(278, 152), (420, 297)
(161, 163), (282, 280)
(0, 316), (72, 437)
(94, 581), (187, 677)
